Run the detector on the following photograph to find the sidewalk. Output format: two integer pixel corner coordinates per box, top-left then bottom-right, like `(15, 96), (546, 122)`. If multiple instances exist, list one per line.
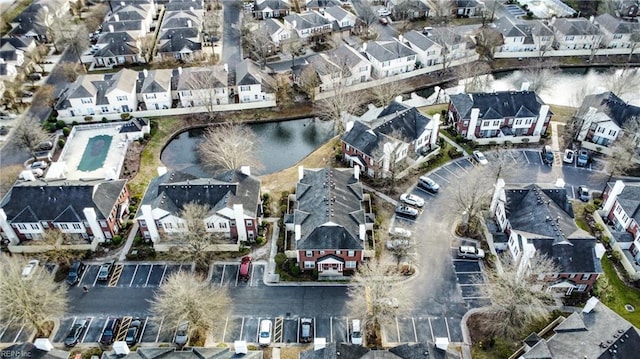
(550, 121), (561, 152)
(439, 133), (469, 157)
(118, 222), (139, 261)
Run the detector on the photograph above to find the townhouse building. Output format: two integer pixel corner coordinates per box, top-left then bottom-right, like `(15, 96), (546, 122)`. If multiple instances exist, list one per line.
(284, 11), (333, 42)
(136, 68), (174, 110)
(402, 30), (443, 67)
(602, 180), (640, 268)
(175, 66), (229, 107)
(448, 90), (552, 144)
(594, 13), (640, 49)
(235, 59), (276, 103)
(253, 0), (291, 19)
(551, 17), (602, 50)
(362, 39), (417, 78)
(494, 16), (555, 53)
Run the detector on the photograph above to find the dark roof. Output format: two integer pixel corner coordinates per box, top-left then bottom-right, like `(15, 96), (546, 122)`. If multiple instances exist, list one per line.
(616, 182), (640, 223)
(595, 13), (640, 34)
(449, 91), (549, 120)
(291, 168), (368, 251)
(300, 342), (457, 359)
(0, 36), (35, 51)
(365, 40), (416, 62)
(120, 118), (148, 133)
(576, 91), (640, 129)
(553, 18), (600, 36)
(300, 342), (370, 359)
(1, 180), (127, 223)
(342, 102), (432, 157)
(521, 299), (640, 358)
(255, 0), (290, 11)
(102, 346), (262, 359)
(235, 59), (261, 86)
(504, 184), (601, 274)
(158, 28), (202, 53)
(305, 0), (342, 9)
(137, 169), (261, 219)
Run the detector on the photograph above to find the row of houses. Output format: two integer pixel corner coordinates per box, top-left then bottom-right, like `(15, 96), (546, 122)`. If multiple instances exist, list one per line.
(54, 59), (275, 118)
(493, 14), (640, 56)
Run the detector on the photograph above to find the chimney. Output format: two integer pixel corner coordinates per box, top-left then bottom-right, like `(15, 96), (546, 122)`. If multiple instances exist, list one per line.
(550, 16), (556, 25)
(190, 6), (194, 11)
(34, 339), (53, 352)
(109, 24), (115, 33)
(113, 342), (130, 355)
(292, 20), (297, 29)
(521, 82), (530, 91)
(114, 14), (120, 22)
(467, 108), (480, 140)
(234, 341), (248, 355)
(589, 15), (595, 23)
(223, 63), (228, 72)
(240, 166), (251, 176)
(120, 1), (125, 6)
(187, 19), (192, 28)
(353, 165), (359, 181)
(178, 66), (183, 75)
(362, 42), (367, 51)
(398, 34), (404, 43)
(143, 69), (148, 78)
(298, 166), (304, 181)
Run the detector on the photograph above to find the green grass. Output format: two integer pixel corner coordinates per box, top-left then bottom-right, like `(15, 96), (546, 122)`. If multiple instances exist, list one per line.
(595, 257), (640, 328)
(571, 200), (592, 232)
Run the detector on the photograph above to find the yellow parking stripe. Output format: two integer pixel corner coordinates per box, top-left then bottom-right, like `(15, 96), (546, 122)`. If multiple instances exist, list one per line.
(109, 264), (124, 287)
(115, 316), (132, 342)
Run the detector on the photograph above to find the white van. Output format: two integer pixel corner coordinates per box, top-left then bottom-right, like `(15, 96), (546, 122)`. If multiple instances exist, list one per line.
(258, 319), (272, 346)
(351, 319), (362, 345)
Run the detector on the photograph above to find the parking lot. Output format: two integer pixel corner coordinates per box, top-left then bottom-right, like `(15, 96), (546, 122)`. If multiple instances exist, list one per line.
(451, 253), (489, 309)
(78, 263), (193, 288)
(210, 262), (266, 287)
(504, 3), (526, 16)
(48, 314), (462, 346)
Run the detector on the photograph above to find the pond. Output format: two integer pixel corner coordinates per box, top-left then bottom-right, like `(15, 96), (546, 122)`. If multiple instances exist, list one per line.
(161, 118), (336, 176)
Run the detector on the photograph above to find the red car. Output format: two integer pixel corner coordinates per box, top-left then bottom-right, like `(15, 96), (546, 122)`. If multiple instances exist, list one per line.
(239, 256), (252, 281)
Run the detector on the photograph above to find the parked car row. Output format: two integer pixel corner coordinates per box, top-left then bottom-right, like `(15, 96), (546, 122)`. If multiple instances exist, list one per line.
(395, 175), (440, 219)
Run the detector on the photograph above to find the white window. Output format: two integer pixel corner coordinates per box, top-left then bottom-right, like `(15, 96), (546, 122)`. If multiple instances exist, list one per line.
(304, 261), (315, 269)
(140, 220), (146, 227)
(581, 273), (591, 280)
(614, 34), (623, 39)
(306, 251), (313, 257)
(359, 66), (367, 72)
(30, 223), (39, 230)
(569, 274), (577, 279)
(164, 222), (173, 229)
(566, 36), (574, 41)
(72, 223), (82, 229)
(60, 224), (69, 230)
(207, 222), (214, 228)
(346, 261), (356, 268)
(525, 119), (533, 125)
(230, 221), (236, 227)
(146, 93), (156, 99)
(247, 220), (253, 227)
(482, 121), (490, 127)
(347, 250), (355, 257)
(116, 95), (127, 101)
(616, 205), (622, 214)
(220, 222), (227, 229)
(515, 119), (522, 125)
(597, 127), (605, 133)
(609, 130), (617, 136)
(100, 221), (107, 227)
(101, 106), (109, 112)
(177, 222), (185, 229)
(336, 250), (341, 254)
(493, 120), (500, 126)
(81, 98), (92, 104)
(577, 284), (587, 291)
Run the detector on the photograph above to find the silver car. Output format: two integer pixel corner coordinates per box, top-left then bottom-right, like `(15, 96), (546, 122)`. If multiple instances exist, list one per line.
(174, 322), (189, 346)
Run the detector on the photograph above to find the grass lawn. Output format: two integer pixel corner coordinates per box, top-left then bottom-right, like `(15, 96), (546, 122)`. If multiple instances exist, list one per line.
(549, 105), (577, 124)
(596, 257), (640, 328)
(417, 104), (448, 117)
(128, 117), (183, 200)
(570, 200), (591, 232)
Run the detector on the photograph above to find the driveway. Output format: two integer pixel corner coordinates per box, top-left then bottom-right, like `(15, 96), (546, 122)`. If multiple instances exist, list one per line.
(221, 0), (241, 67)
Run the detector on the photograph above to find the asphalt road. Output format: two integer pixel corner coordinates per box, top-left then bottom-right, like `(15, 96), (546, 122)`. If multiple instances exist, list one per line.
(221, 0), (242, 67)
(0, 148), (617, 347)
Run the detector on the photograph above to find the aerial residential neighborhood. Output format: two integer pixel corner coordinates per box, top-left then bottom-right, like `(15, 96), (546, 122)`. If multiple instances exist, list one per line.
(1, 0), (640, 358)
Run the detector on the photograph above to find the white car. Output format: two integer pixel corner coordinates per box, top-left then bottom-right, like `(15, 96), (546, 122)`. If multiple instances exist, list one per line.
(388, 227), (412, 238)
(563, 149), (574, 164)
(377, 8), (391, 16)
(28, 161), (48, 170)
(472, 151), (488, 165)
(386, 239), (410, 250)
(400, 193), (425, 208)
(22, 260), (39, 279)
(258, 319), (272, 346)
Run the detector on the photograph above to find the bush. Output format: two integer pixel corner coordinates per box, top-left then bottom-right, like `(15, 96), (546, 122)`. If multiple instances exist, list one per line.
(593, 198), (603, 207)
(289, 261), (301, 275)
(121, 113), (131, 120)
(62, 127), (71, 136)
(101, 117), (108, 122)
(111, 235), (123, 246)
(275, 253), (287, 267)
(455, 135), (464, 143)
(584, 204), (597, 214)
(437, 137), (445, 148)
(44, 122), (56, 132)
(279, 204), (288, 216)
(84, 116), (93, 122)
(448, 147), (463, 159)
(56, 120), (66, 129)
(72, 121), (78, 126)
(522, 138), (530, 143)
(57, 138), (66, 148)
(143, 133), (151, 141)
(256, 236), (265, 245)
(262, 193), (270, 201)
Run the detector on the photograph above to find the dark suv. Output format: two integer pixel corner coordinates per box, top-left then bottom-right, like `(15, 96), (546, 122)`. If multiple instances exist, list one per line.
(64, 319), (88, 347)
(100, 318), (121, 346)
(66, 261), (86, 285)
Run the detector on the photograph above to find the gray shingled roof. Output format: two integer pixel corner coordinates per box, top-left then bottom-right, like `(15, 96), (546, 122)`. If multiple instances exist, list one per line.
(1, 179), (127, 223)
(553, 18), (600, 36)
(504, 184), (601, 274)
(102, 346), (262, 359)
(136, 169), (261, 219)
(326, 44), (368, 68)
(342, 102), (432, 157)
(255, 0), (291, 11)
(522, 299), (640, 358)
(235, 59), (261, 86)
(139, 69), (173, 93)
(576, 91), (640, 129)
(595, 13), (640, 34)
(285, 11), (331, 30)
(3, 343), (69, 359)
(291, 168), (367, 251)
(403, 30), (439, 51)
(449, 91), (549, 120)
(365, 40), (416, 63)
(617, 182), (640, 223)
(175, 66), (228, 90)
(324, 5), (351, 21)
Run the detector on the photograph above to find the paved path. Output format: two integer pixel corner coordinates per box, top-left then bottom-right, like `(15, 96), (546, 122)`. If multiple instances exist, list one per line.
(439, 132), (469, 157)
(119, 222), (139, 261)
(550, 121), (561, 151)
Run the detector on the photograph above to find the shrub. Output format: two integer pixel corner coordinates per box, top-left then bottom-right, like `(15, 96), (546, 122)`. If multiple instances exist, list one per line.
(262, 193), (270, 202)
(279, 204), (287, 216)
(522, 138), (530, 143)
(121, 113), (131, 120)
(584, 204), (596, 214)
(72, 121), (79, 126)
(84, 116), (93, 122)
(289, 262), (301, 275)
(111, 235), (123, 246)
(55, 120), (66, 129)
(143, 133), (151, 141)
(256, 236), (265, 245)
(593, 198), (602, 207)
(437, 137), (445, 148)
(455, 135), (464, 143)
(44, 122), (56, 132)
(62, 127), (71, 137)
(57, 138), (66, 148)
(275, 253), (287, 267)
(101, 117), (108, 122)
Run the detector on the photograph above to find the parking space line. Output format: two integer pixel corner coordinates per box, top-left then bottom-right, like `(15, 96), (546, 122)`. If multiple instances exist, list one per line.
(330, 317), (333, 342)
(145, 265), (153, 286)
(443, 166), (460, 178)
(523, 151), (530, 164)
(80, 317), (93, 343)
(538, 153), (544, 165)
(427, 317), (434, 342)
(155, 317), (164, 343)
(570, 186), (575, 199)
(445, 318), (451, 341)
(129, 265), (139, 287)
(222, 316), (229, 343)
(454, 161), (469, 173)
(101, 319), (109, 341)
(116, 317), (132, 342)
(255, 317), (261, 343)
(92, 268), (99, 287)
(234, 265), (239, 287)
(140, 316), (149, 342)
(220, 265), (225, 287)
(78, 267), (89, 286)
(238, 317), (245, 342)
(13, 324), (24, 343)
(395, 317), (400, 343)
(296, 318), (300, 343)
(250, 265), (256, 287)
(109, 264), (123, 287)
(159, 265), (168, 285)
(509, 151), (518, 163)
(412, 317), (417, 342)
(432, 172), (450, 184)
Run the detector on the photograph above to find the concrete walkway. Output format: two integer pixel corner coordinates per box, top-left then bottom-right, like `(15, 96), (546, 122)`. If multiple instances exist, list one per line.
(550, 121), (561, 151)
(361, 184), (398, 207)
(439, 133), (469, 157)
(118, 222), (139, 261)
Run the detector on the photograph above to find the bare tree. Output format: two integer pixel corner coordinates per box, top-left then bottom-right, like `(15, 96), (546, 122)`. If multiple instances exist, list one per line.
(56, 23), (89, 70)
(298, 65), (320, 103)
(520, 60), (558, 93)
(588, 34), (602, 62)
(84, 4), (108, 33)
(37, 10), (65, 51)
(426, 0), (452, 23)
(33, 85), (56, 109)
(454, 167), (493, 237)
(455, 61), (492, 93)
(27, 44), (49, 73)
(386, 238), (416, 271)
(0, 256), (68, 337)
(58, 62), (83, 83)
(285, 35), (304, 68)
(70, 0), (85, 20)
(603, 67), (640, 98)
(478, 251), (558, 339)
(36, 230), (83, 266)
(1, 80), (23, 110)
(358, 4), (378, 34)
(139, 34), (156, 62)
(202, 12), (221, 43)
(370, 81), (403, 107)
(316, 84), (362, 134)
(170, 203), (228, 272)
(347, 256), (410, 346)
(14, 116), (50, 160)
(242, 19), (272, 68)
(602, 117), (640, 192)
(184, 67), (229, 119)
(628, 31), (640, 63)
(198, 123), (263, 171)
(476, 27), (503, 60)
(149, 271), (232, 346)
